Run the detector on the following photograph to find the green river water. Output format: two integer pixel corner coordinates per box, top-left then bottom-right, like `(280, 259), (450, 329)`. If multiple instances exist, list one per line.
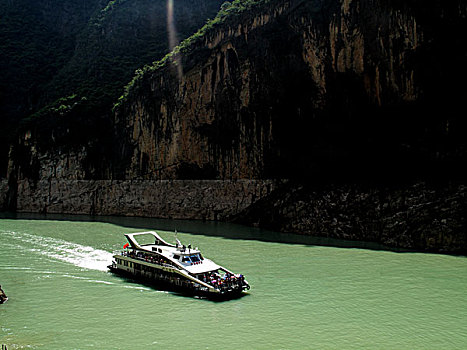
(0, 214), (466, 349)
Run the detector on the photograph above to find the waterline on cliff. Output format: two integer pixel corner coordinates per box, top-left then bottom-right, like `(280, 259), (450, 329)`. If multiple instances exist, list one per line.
(0, 212), (399, 253)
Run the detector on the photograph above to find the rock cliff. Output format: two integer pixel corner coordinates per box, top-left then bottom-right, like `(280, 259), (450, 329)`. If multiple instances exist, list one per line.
(15, 179), (275, 220)
(1, 0), (224, 180)
(233, 181), (467, 254)
(3, 0), (467, 253)
(113, 0), (467, 182)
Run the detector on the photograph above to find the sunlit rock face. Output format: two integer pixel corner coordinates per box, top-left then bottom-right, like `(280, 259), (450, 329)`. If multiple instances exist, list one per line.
(114, 0), (467, 181)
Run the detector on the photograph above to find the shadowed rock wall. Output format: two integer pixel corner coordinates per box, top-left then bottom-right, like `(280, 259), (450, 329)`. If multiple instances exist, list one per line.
(234, 182), (467, 254)
(0, 180), (7, 211)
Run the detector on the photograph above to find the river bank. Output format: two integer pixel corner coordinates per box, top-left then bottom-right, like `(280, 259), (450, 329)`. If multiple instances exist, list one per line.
(1, 179), (465, 254)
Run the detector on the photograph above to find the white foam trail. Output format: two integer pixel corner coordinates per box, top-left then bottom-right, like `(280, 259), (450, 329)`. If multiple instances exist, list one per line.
(0, 266), (32, 270)
(123, 285), (153, 291)
(61, 274), (115, 285)
(1, 230), (113, 271)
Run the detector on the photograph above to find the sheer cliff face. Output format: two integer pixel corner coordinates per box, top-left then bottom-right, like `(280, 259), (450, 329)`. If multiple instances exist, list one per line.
(5, 0), (224, 181)
(114, 0), (467, 181)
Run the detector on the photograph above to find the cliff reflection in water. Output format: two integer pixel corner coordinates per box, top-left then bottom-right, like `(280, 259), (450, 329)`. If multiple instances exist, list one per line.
(0, 212), (411, 253)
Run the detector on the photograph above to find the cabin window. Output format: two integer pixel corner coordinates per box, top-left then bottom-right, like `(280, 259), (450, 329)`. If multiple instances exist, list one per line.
(173, 254), (180, 260)
(190, 255), (200, 263)
(182, 256), (191, 263)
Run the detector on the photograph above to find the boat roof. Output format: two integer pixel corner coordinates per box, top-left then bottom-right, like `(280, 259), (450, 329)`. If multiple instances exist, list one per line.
(124, 231), (175, 249)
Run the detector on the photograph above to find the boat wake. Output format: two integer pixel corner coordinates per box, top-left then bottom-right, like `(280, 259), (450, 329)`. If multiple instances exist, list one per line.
(1, 230), (113, 271)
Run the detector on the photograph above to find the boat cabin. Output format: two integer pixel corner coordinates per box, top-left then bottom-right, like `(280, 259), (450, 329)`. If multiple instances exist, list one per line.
(173, 252), (204, 265)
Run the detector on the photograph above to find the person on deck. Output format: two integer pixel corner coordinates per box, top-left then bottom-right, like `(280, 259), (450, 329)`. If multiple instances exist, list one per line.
(0, 285), (7, 304)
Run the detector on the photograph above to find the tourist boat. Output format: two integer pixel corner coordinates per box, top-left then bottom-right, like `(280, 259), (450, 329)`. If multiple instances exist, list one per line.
(108, 231), (250, 299)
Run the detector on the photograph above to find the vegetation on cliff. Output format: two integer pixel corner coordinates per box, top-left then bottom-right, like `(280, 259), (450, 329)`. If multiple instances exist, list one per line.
(1, 0), (223, 178)
(0, 0), (105, 176)
(114, 0), (272, 111)
(50, 0), (224, 114)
